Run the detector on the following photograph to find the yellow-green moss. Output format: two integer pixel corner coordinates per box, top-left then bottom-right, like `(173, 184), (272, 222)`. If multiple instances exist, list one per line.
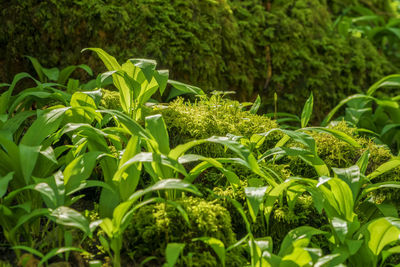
(99, 89), (120, 110)
(124, 196), (245, 266)
(156, 96), (280, 157)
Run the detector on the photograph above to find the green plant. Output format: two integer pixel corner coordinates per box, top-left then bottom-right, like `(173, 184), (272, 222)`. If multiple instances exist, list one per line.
(83, 48), (204, 121)
(323, 74), (400, 154)
(12, 245), (88, 267)
(124, 196), (240, 267)
(25, 55), (95, 92)
(98, 179), (202, 267)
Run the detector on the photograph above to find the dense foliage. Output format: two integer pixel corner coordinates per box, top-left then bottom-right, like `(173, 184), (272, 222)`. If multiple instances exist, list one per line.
(1, 48), (400, 266)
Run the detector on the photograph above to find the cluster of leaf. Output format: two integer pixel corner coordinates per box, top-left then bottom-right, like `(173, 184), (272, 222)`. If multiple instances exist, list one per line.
(2, 48), (400, 267)
(323, 74), (400, 154)
(1, 0), (396, 120)
(0, 49), (224, 266)
(156, 81), (400, 266)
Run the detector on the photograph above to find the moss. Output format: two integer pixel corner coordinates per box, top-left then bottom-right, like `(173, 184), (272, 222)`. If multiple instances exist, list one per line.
(1, 1), (395, 119)
(261, 0), (395, 121)
(99, 89), (120, 111)
(124, 196), (245, 266)
(156, 96), (280, 157)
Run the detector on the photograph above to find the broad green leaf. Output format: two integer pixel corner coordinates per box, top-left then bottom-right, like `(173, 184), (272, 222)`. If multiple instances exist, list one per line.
(130, 58), (157, 82)
(50, 206), (91, 237)
(99, 109), (152, 140)
(1, 110), (35, 134)
(346, 239), (363, 256)
(361, 181), (400, 198)
(42, 67), (60, 81)
(82, 48), (121, 72)
(0, 72), (36, 114)
(279, 129), (316, 151)
(165, 243), (185, 267)
(154, 70), (169, 95)
(367, 157), (400, 180)
(166, 80), (204, 101)
(145, 114), (170, 154)
(99, 217), (114, 238)
(281, 247), (312, 266)
(100, 185), (121, 218)
(207, 136), (251, 160)
(21, 108), (68, 146)
(137, 77), (159, 112)
(331, 217), (349, 244)
(367, 74), (400, 96)
(193, 237), (225, 267)
(245, 186), (268, 222)
(332, 165), (362, 199)
(301, 92), (313, 128)
(81, 89), (103, 106)
(64, 151), (104, 192)
(59, 64), (93, 85)
(120, 61), (140, 111)
(34, 182), (57, 209)
(25, 56), (45, 81)
(279, 226), (326, 256)
(67, 92), (101, 123)
(67, 180), (116, 197)
(8, 90), (68, 114)
(19, 144), (41, 185)
(70, 92), (97, 109)
(381, 245), (400, 266)
(0, 172), (13, 198)
(39, 146), (58, 165)
(317, 177), (356, 221)
(117, 136), (141, 200)
(322, 94), (373, 126)
(0, 134), (20, 179)
(39, 247), (88, 266)
(314, 253), (344, 267)
(249, 95), (261, 114)
(114, 152), (186, 182)
(169, 139), (207, 160)
(67, 78), (79, 94)
(261, 146), (329, 177)
(82, 48), (133, 112)
(302, 127), (361, 148)
(182, 155), (240, 186)
(363, 217), (400, 258)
